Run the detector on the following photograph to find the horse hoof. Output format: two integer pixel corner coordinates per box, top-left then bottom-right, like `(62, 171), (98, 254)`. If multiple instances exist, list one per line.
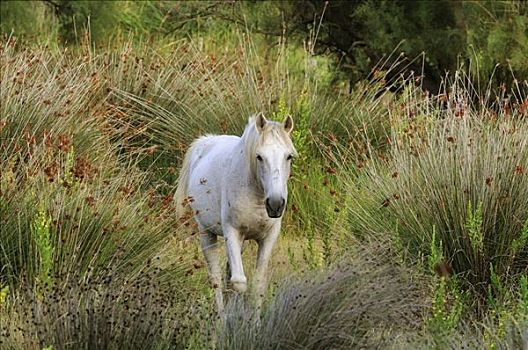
(230, 277), (247, 293)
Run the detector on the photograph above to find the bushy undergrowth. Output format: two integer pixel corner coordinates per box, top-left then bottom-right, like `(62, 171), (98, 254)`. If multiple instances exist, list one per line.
(0, 38), (189, 287)
(0, 37), (201, 348)
(335, 79), (528, 312)
(1, 269), (180, 349)
(402, 318), (528, 350)
(216, 245), (426, 350)
(112, 35), (393, 267)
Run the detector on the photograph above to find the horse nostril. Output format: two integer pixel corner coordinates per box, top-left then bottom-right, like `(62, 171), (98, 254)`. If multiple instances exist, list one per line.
(265, 197), (285, 215)
(265, 198), (274, 213)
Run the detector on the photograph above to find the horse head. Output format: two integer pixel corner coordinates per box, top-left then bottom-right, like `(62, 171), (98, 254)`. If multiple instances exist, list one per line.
(250, 113), (296, 218)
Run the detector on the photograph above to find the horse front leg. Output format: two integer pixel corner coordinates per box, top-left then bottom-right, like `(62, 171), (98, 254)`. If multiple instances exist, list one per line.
(223, 224), (247, 293)
(200, 231), (224, 314)
(225, 240), (246, 287)
(254, 224), (280, 306)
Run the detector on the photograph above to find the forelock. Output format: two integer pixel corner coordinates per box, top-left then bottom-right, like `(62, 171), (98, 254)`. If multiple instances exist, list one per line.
(242, 117), (297, 174)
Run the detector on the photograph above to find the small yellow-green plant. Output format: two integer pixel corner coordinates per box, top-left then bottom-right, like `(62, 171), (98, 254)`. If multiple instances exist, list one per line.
(511, 218), (528, 259)
(428, 226), (443, 271)
(488, 263), (508, 310)
(62, 145), (77, 189)
(518, 275), (528, 320)
(0, 285), (8, 306)
(32, 204), (53, 286)
(429, 276), (465, 332)
(290, 89), (310, 170)
(428, 226), (465, 333)
(465, 201), (484, 254)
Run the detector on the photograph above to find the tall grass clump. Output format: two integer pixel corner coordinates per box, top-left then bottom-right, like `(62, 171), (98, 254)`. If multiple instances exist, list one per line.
(0, 37), (189, 288)
(400, 317), (528, 350)
(113, 33), (393, 265)
(0, 267), (183, 349)
(0, 35), (214, 349)
(338, 74), (528, 311)
(214, 245), (427, 349)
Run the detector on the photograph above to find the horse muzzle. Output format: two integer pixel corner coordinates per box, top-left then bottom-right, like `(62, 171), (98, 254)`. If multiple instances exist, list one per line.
(265, 197), (285, 218)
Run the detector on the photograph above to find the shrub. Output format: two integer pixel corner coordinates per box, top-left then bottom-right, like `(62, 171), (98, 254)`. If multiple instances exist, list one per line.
(112, 35), (391, 263)
(215, 245), (427, 349)
(400, 317), (528, 350)
(338, 77), (528, 310)
(0, 268), (183, 349)
(0, 36), (211, 349)
(0, 38), (187, 288)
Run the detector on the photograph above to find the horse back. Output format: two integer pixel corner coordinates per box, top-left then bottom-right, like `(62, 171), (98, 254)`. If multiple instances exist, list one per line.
(189, 135), (239, 166)
(186, 135), (240, 235)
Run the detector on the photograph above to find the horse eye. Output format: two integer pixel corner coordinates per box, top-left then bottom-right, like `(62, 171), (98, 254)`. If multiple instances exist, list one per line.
(286, 154), (293, 161)
(256, 155), (263, 161)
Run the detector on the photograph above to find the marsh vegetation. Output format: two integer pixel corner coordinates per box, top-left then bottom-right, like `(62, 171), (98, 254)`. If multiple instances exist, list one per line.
(0, 1), (527, 349)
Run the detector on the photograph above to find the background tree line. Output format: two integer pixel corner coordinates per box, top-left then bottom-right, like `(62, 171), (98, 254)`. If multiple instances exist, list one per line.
(1, 0), (527, 92)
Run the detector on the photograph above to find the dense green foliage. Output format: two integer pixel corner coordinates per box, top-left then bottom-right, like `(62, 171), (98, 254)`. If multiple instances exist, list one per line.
(1, 1), (527, 349)
(1, 1), (527, 89)
(277, 0), (528, 90)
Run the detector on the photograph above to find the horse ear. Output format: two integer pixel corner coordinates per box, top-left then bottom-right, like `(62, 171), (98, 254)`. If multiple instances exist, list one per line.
(283, 115), (293, 133)
(255, 112), (267, 133)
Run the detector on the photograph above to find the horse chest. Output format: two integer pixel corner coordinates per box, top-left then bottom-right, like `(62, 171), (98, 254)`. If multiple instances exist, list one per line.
(229, 201), (275, 240)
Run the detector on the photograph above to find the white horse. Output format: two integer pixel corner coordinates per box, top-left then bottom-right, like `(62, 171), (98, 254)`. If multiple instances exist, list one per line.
(174, 113), (296, 312)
